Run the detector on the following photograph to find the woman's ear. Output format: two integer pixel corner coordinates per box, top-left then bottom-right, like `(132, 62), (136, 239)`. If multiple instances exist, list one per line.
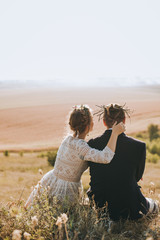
(85, 125), (90, 134)
(123, 117), (126, 124)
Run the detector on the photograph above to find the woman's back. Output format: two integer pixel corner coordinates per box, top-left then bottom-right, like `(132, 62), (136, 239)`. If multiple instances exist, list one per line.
(54, 135), (88, 183)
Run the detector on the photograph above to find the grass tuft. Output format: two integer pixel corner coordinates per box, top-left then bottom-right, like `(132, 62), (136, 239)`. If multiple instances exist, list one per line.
(0, 192), (159, 240)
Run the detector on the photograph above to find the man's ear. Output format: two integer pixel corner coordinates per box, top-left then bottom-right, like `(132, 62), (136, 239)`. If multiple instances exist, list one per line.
(103, 119), (107, 127)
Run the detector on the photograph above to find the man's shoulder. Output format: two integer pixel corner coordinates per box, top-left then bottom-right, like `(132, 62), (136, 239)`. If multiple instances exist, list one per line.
(124, 135), (146, 148)
(88, 131), (111, 148)
(87, 135), (104, 148)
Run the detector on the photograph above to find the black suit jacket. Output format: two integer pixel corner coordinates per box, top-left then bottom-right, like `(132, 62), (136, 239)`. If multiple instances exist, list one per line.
(88, 130), (148, 221)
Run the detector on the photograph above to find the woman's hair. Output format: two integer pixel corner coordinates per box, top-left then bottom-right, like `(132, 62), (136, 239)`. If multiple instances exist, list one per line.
(69, 105), (92, 137)
(94, 103), (131, 128)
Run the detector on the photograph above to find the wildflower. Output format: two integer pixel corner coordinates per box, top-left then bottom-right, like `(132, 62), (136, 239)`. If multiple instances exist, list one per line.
(10, 206), (19, 217)
(139, 211), (143, 215)
(38, 181), (42, 190)
(83, 197), (89, 205)
(149, 190), (154, 195)
(56, 213), (69, 239)
(39, 169), (43, 175)
(150, 182), (155, 187)
(12, 230), (22, 240)
(146, 237), (154, 240)
(16, 212), (23, 221)
(61, 213), (69, 240)
(61, 213), (68, 224)
(7, 201), (14, 208)
(149, 182), (155, 194)
(52, 196), (58, 204)
(155, 200), (159, 206)
(31, 216), (38, 228)
(56, 216), (62, 230)
(24, 232), (31, 240)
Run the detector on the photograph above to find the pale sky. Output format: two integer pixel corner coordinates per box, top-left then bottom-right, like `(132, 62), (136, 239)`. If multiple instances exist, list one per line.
(0, 0), (160, 82)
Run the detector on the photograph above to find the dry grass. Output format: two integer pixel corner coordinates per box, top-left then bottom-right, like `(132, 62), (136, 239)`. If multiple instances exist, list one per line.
(0, 152), (52, 203)
(0, 187), (160, 240)
(0, 142), (160, 239)
(0, 151), (160, 203)
(0, 152), (91, 204)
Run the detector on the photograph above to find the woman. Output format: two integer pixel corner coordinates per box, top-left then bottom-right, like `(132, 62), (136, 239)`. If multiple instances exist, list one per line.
(25, 105), (125, 208)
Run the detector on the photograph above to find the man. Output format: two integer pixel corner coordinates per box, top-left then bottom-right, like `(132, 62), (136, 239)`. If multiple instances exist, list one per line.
(87, 103), (158, 221)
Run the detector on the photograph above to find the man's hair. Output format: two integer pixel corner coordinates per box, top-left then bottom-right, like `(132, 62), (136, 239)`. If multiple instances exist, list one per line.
(103, 104), (126, 128)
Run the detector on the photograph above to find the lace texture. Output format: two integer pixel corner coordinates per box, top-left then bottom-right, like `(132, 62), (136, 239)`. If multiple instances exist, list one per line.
(25, 135), (114, 207)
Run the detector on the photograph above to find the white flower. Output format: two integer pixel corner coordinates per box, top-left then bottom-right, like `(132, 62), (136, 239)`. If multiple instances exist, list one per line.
(12, 230), (22, 240)
(39, 169), (43, 175)
(84, 197), (89, 205)
(31, 216), (38, 227)
(24, 232), (31, 240)
(61, 213), (68, 224)
(56, 216), (62, 230)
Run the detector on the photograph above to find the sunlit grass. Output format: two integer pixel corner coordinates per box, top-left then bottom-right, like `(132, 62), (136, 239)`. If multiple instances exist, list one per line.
(0, 152), (52, 203)
(0, 130), (160, 239)
(0, 187), (160, 239)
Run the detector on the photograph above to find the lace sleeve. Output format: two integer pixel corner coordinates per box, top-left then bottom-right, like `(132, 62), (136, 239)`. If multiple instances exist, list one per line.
(78, 141), (115, 164)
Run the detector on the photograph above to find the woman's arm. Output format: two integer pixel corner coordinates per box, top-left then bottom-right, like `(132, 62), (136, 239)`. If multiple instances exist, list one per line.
(79, 122), (125, 164)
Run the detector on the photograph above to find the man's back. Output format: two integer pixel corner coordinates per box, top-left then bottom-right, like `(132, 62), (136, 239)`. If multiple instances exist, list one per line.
(88, 130), (147, 220)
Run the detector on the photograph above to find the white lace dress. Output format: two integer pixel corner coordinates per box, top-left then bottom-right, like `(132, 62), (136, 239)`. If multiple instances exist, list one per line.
(25, 135), (114, 206)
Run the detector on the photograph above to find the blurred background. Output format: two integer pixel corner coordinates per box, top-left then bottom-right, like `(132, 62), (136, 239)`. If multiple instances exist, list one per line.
(0, 0), (160, 150)
(0, 0), (160, 204)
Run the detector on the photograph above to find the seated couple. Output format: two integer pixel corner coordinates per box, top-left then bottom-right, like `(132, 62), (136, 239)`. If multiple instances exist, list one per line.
(25, 103), (158, 221)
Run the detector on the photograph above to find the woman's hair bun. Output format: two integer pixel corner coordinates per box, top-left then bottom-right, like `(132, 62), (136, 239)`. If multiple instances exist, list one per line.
(69, 105), (92, 137)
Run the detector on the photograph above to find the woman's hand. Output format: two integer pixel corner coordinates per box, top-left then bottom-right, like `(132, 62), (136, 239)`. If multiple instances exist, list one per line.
(112, 121), (126, 136)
